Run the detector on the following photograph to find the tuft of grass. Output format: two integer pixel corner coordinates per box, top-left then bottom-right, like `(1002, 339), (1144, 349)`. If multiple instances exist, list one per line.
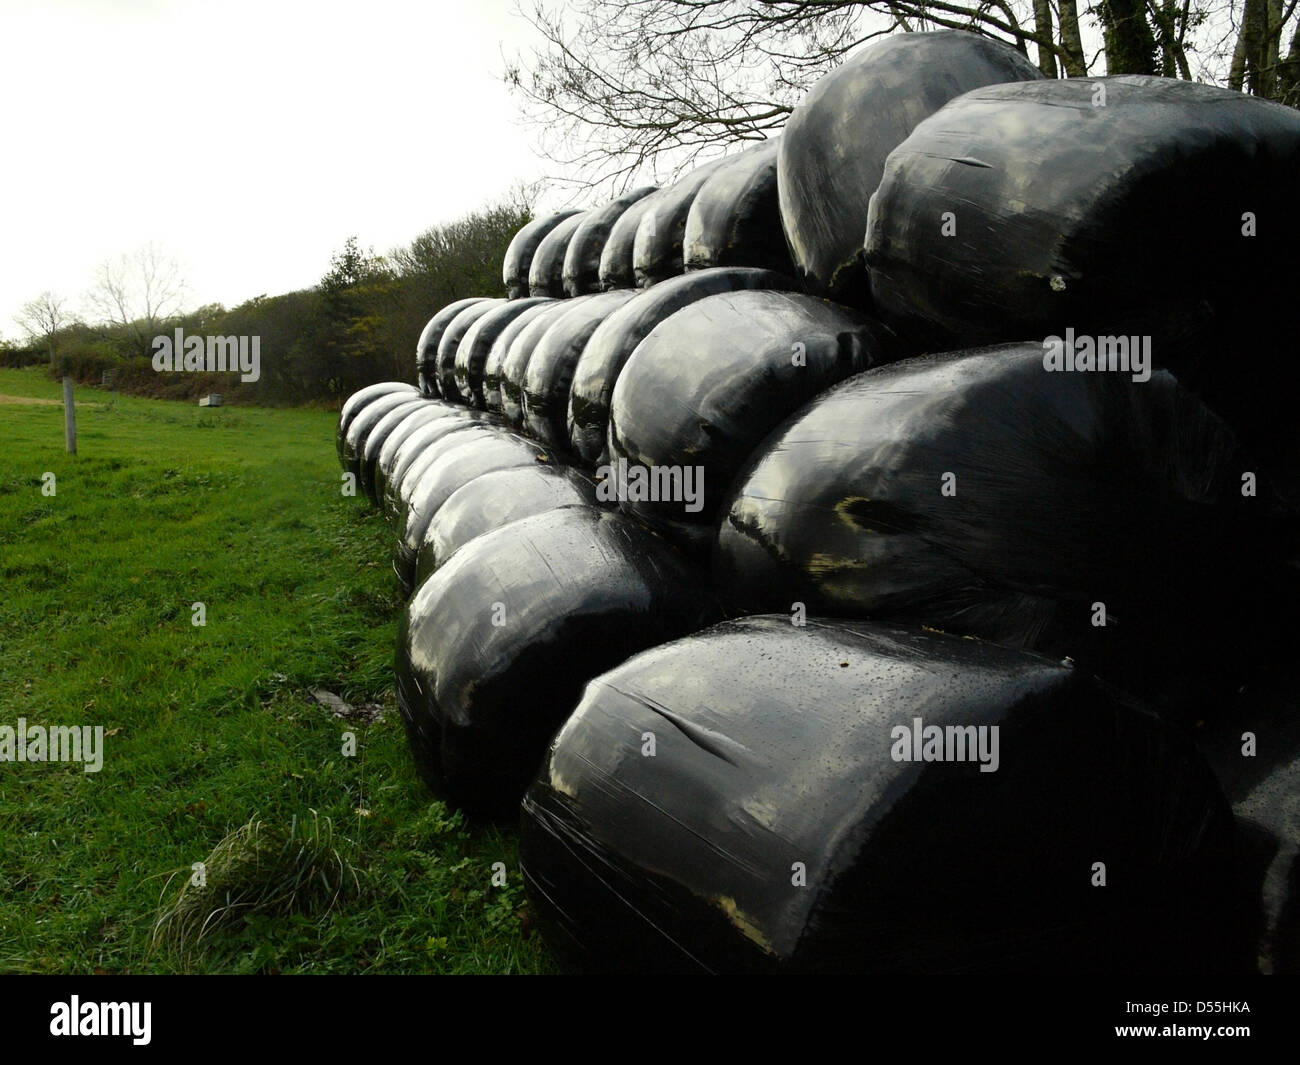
(151, 811), (364, 963)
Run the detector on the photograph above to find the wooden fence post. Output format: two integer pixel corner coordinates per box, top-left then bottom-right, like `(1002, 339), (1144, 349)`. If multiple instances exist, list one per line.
(63, 376), (77, 455)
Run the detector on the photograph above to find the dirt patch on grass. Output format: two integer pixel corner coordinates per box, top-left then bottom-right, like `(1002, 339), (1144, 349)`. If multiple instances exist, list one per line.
(0, 394), (60, 406)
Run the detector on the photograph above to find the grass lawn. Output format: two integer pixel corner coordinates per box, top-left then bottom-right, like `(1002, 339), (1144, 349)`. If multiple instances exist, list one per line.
(0, 366), (553, 974)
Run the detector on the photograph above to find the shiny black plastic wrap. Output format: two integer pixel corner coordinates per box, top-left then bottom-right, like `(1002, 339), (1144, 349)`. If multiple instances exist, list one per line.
(336, 382), (418, 465)
(528, 212), (589, 299)
(452, 297), (556, 408)
(498, 298), (597, 427)
(412, 465), (598, 588)
(563, 188), (657, 297)
(520, 616), (1240, 974)
(778, 30), (1041, 304)
(609, 290), (896, 548)
(597, 193), (658, 291)
(863, 76), (1300, 489)
(416, 298), (487, 396)
(394, 430), (551, 594)
(683, 139), (792, 275)
(567, 267), (795, 465)
(503, 210), (581, 299)
(381, 413), (502, 521)
(396, 507), (722, 813)
(482, 301), (561, 413)
(373, 404), (467, 507)
(340, 392), (424, 480)
(358, 399), (444, 505)
(714, 345), (1292, 711)
(435, 299), (504, 401)
(522, 290), (638, 452)
(632, 158), (730, 288)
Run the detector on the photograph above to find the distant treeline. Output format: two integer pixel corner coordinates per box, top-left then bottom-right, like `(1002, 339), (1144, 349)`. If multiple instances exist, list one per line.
(0, 199), (531, 406)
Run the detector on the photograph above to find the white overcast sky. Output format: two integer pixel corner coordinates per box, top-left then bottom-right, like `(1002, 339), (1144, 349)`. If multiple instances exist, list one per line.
(0, 0), (555, 338)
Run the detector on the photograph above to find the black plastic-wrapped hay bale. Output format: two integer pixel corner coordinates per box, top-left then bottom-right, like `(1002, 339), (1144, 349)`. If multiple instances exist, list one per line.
(778, 29), (1041, 305)
(520, 616), (1240, 974)
(563, 188), (657, 297)
(522, 289), (638, 452)
(503, 210), (581, 300)
(340, 394), (424, 481)
(336, 382), (418, 466)
(394, 429), (551, 594)
(608, 290), (893, 549)
(381, 412), (502, 521)
(499, 297), (597, 429)
(373, 404), (467, 507)
(483, 301), (563, 414)
(529, 212), (589, 298)
(713, 344), (1292, 712)
(435, 299), (505, 401)
(567, 267), (795, 465)
(395, 506), (721, 814)
(359, 399), (449, 506)
(452, 297), (556, 409)
(632, 158), (731, 288)
(863, 76), (1300, 491)
(683, 139), (792, 275)
(412, 464), (598, 589)
(1189, 635), (1300, 974)
(417, 298), (488, 397)
(598, 193), (658, 291)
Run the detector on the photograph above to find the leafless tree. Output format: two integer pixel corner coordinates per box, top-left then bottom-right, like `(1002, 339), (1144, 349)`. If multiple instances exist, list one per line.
(505, 0), (1295, 195)
(16, 291), (72, 369)
(86, 243), (188, 355)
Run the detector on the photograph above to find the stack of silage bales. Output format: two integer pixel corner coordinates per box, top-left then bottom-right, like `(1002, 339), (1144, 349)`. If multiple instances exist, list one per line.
(336, 29), (1300, 974)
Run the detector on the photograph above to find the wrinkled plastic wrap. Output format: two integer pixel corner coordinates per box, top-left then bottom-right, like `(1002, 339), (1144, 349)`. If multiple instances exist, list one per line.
(453, 297), (555, 408)
(503, 210), (581, 299)
(498, 298), (597, 427)
(568, 267), (795, 465)
(482, 301), (561, 413)
(373, 404), (465, 507)
(683, 139), (792, 275)
(632, 158), (730, 288)
(337, 382), (418, 465)
(417, 298), (487, 396)
(520, 616), (1240, 974)
(865, 76), (1300, 354)
(396, 507), (722, 813)
(413, 464), (598, 588)
(340, 392), (424, 479)
(394, 430), (550, 593)
(435, 299), (504, 401)
(563, 188), (657, 297)
(522, 290), (638, 452)
(598, 194), (658, 291)
(778, 29), (1041, 304)
(1191, 627), (1300, 974)
(382, 413), (502, 521)
(529, 212), (589, 299)
(863, 77), (1300, 490)
(608, 290), (892, 547)
(714, 345), (1291, 710)
(358, 399), (442, 505)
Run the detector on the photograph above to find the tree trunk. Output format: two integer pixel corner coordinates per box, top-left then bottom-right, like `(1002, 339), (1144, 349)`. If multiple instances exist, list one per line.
(1057, 0), (1088, 76)
(1098, 0), (1160, 75)
(1278, 22), (1300, 104)
(1262, 0), (1284, 96)
(1032, 0), (1057, 76)
(1242, 0), (1266, 95)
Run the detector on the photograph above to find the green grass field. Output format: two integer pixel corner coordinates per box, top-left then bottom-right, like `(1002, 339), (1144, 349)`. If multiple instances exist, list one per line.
(0, 366), (553, 974)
